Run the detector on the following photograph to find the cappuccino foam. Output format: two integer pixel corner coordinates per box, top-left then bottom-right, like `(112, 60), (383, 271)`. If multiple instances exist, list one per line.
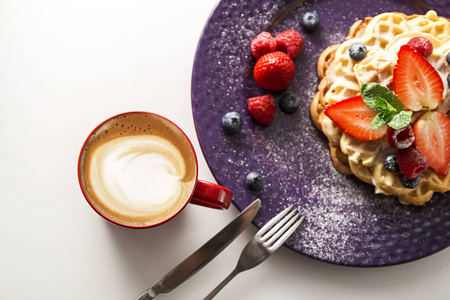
(79, 113), (197, 227)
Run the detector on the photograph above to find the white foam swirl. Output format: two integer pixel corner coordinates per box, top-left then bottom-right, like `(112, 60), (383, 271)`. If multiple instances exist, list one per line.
(89, 135), (187, 214)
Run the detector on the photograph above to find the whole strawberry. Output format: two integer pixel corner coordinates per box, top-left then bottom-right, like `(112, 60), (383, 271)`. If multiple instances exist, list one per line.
(247, 94), (276, 125)
(251, 31), (277, 59)
(274, 29), (304, 59)
(254, 51), (295, 91)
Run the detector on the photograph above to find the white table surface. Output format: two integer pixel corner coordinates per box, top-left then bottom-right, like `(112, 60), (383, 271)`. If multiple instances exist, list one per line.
(1, 0), (449, 299)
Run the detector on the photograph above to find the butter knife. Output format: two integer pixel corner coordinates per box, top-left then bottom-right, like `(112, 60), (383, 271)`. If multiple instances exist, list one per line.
(136, 199), (261, 300)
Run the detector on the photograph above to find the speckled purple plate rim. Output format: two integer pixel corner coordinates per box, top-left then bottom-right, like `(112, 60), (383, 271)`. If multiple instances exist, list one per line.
(191, 0), (450, 267)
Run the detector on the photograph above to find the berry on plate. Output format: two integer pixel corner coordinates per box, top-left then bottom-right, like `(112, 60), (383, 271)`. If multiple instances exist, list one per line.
(386, 125), (415, 149)
(222, 112), (242, 135)
(383, 153), (400, 173)
(396, 146), (429, 179)
(401, 175), (421, 189)
(393, 45), (443, 111)
(301, 12), (320, 33)
(246, 171), (263, 191)
(279, 92), (301, 114)
(247, 94), (276, 125)
(324, 95), (387, 141)
(349, 43), (367, 61)
(413, 111), (450, 175)
(406, 37), (433, 57)
(251, 31), (277, 59)
(274, 29), (304, 59)
(254, 51), (295, 91)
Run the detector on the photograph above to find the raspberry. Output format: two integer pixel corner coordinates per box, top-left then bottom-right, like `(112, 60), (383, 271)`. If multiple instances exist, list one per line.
(274, 30), (303, 59)
(254, 51), (295, 91)
(406, 37), (433, 58)
(386, 125), (415, 149)
(250, 32), (277, 59)
(396, 146), (429, 179)
(247, 94), (276, 125)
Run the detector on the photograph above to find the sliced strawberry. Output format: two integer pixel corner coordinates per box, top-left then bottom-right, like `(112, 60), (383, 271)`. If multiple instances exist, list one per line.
(324, 96), (387, 141)
(393, 45), (443, 111)
(414, 111), (450, 175)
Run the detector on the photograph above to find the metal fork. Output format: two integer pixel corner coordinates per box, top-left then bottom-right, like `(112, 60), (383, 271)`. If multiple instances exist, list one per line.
(203, 205), (304, 300)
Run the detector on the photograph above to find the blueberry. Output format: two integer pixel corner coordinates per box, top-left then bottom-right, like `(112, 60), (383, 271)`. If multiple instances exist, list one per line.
(446, 51), (450, 65)
(222, 112), (242, 135)
(279, 93), (301, 114)
(349, 43), (367, 61)
(447, 73), (450, 88)
(401, 175), (420, 189)
(301, 12), (320, 33)
(246, 172), (263, 191)
(383, 153), (400, 173)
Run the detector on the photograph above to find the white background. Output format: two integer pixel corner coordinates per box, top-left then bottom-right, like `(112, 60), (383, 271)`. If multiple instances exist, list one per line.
(1, 0), (449, 299)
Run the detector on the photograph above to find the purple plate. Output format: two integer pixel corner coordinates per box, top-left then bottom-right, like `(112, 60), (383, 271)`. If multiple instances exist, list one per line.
(191, 0), (450, 266)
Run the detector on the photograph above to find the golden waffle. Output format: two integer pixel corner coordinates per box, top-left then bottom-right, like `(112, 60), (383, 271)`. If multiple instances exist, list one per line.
(310, 11), (450, 205)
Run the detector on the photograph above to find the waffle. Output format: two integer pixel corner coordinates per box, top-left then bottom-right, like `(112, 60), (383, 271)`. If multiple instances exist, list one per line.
(310, 11), (450, 205)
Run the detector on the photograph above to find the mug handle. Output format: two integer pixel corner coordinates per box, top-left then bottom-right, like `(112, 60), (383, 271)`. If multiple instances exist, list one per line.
(190, 180), (232, 209)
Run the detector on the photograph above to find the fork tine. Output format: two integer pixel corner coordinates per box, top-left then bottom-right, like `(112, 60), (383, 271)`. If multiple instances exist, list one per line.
(256, 205), (293, 238)
(264, 211), (301, 246)
(270, 215), (305, 250)
(260, 208), (298, 242)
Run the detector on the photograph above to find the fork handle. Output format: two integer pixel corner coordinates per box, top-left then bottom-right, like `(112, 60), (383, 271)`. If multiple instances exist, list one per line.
(136, 288), (157, 300)
(203, 268), (240, 300)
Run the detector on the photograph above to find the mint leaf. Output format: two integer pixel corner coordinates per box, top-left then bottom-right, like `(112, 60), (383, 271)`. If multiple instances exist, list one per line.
(371, 108), (396, 130)
(360, 83), (412, 132)
(371, 114), (386, 130)
(387, 110), (413, 129)
(374, 97), (387, 110)
(361, 83), (404, 113)
(374, 97), (397, 113)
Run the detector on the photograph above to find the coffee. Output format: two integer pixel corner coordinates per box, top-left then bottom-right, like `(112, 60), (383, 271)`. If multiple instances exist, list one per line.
(78, 112), (197, 227)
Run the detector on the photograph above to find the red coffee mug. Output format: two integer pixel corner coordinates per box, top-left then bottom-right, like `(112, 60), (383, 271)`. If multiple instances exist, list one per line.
(77, 112), (232, 228)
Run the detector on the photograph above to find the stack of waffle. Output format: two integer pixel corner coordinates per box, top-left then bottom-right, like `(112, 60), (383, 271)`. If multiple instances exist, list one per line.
(310, 11), (450, 205)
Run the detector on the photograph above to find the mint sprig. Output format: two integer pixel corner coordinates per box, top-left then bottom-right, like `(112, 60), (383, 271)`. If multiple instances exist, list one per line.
(388, 110), (413, 129)
(361, 83), (412, 130)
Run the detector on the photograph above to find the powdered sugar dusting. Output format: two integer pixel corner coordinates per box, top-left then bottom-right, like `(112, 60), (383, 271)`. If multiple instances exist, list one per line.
(192, 0), (450, 266)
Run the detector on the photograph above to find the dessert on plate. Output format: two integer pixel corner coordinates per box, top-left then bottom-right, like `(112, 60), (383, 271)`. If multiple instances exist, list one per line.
(310, 10), (450, 205)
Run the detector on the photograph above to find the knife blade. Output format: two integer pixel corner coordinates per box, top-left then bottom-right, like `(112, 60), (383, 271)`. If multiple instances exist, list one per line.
(136, 199), (261, 300)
